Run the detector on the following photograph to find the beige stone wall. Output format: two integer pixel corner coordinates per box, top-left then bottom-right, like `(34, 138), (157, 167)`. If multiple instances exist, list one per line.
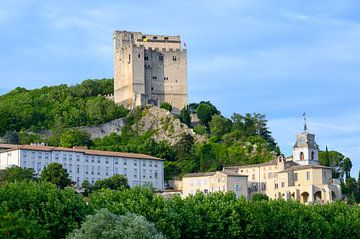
(114, 31), (187, 110)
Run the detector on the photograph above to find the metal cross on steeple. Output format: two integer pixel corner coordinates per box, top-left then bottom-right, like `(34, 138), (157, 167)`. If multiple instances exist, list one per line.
(303, 112), (307, 132)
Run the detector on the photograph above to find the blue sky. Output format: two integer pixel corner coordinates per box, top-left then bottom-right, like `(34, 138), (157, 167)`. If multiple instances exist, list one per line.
(1, 0), (360, 176)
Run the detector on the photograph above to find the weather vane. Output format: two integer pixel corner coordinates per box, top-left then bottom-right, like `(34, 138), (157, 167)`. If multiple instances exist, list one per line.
(303, 112), (307, 132)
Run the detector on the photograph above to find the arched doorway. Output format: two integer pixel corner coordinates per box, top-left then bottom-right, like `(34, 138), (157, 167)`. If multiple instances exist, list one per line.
(301, 192), (309, 203)
(314, 191), (322, 201)
(331, 191), (336, 201)
(300, 152), (305, 161)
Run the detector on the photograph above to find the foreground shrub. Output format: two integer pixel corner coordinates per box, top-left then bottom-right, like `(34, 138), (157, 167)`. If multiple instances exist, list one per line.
(0, 181), (88, 239)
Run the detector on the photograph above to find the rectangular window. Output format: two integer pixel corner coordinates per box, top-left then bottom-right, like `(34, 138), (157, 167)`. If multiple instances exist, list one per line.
(294, 173), (298, 181)
(275, 183), (278, 189)
(143, 169), (146, 178)
(128, 54), (131, 63)
(306, 171), (310, 180)
(134, 169), (137, 178)
(77, 165), (80, 174)
(281, 182), (285, 188)
(134, 160), (137, 166)
(159, 55), (163, 61)
(173, 56), (176, 61)
(144, 55), (149, 61)
(124, 159), (127, 165)
(154, 171), (158, 179)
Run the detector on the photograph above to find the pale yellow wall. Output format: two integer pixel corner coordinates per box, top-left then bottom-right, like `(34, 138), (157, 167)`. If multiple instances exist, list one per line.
(228, 161), (341, 203)
(182, 172), (248, 198)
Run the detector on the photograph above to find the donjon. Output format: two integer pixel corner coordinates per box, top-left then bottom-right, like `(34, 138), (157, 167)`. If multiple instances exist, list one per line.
(114, 31), (188, 111)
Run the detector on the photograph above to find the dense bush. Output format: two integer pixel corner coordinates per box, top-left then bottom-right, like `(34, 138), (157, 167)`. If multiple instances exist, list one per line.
(0, 181), (89, 239)
(88, 187), (360, 239)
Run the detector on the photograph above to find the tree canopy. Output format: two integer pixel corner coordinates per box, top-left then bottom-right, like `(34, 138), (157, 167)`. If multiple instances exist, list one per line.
(0, 79), (128, 135)
(67, 208), (164, 239)
(0, 166), (35, 183)
(40, 163), (72, 189)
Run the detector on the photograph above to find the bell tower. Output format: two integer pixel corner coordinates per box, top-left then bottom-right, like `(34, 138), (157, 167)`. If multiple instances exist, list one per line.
(292, 113), (319, 165)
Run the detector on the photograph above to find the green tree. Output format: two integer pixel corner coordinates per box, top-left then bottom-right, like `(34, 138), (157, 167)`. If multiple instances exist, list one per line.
(40, 162), (72, 189)
(193, 124), (208, 135)
(252, 193), (269, 201)
(59, 129), (91, 148)
(82, 179), (92, 196)
(209, 114), (232, 138)
(0, 166), (35, 183)
(93, 174), (130, 191)
(319, 149), (346, 179)
(67, 208), (164, 239)
(0, 181), (88, 239)
(196, 101), (220, 126)
(2, 130), (20, 144)
(160, 102), (172, 112)
(342, 157), (352, 180)
(19, 131), (42, 145)
(179, 105), (191, 127)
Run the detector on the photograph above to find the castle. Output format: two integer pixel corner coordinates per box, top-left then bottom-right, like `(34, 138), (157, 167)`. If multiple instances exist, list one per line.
(113, 31), (188, 111)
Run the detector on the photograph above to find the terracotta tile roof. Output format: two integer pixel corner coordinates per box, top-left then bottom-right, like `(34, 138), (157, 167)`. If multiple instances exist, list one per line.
(1, 144), (163, 161)
(182, 172), (216, 178)
(224, 159), (278, 169)
(0, 144), (20, 149)
(280, 164), (331, 173)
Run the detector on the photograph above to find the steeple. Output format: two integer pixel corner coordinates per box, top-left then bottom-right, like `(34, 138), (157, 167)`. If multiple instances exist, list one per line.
(303, 112), (307, 132)
(292, 114), (319, 166)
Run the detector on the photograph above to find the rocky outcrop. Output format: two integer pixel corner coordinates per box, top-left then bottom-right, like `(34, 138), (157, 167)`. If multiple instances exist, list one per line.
(80, 118), (126, 139)
(133, 107), (205, 145)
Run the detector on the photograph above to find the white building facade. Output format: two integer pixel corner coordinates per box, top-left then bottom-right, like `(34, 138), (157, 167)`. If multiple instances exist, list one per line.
(0, 144), (164, 190)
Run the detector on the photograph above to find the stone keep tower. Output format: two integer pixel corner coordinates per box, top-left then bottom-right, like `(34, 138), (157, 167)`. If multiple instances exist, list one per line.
(113, 31), (188, 111)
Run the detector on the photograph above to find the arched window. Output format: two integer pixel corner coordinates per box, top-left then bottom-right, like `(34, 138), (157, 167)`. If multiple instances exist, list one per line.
(311, 151), (315, 160)
(300, 152), (304, 161)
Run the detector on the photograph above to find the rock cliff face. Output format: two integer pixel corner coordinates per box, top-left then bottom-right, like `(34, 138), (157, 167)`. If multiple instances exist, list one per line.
(80, 118), (126, 139)
(39, 106), (203, 145)
(133, 107), (204, 145)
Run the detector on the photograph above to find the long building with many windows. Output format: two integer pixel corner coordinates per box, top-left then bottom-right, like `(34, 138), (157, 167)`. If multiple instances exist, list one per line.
(0, 144), (164, 190)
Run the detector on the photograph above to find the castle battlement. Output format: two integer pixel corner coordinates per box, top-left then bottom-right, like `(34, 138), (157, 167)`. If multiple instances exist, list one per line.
(114, 30), (188, 111)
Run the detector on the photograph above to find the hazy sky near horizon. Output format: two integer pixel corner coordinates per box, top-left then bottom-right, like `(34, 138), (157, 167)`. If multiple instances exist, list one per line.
(1, 0), (360, 175)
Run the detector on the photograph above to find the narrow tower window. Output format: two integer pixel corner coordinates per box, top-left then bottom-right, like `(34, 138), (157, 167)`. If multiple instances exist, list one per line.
(311, 151), (315, 160)
(300, 152), (304, 161)
(173, 56), (177, 61)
